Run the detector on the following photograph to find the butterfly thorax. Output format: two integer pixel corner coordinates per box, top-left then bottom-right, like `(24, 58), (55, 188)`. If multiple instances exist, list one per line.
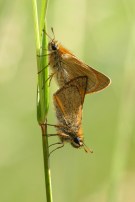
(48, 40), (72, 85)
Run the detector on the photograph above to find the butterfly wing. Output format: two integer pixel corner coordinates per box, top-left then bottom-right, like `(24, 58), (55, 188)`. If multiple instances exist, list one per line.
(53, 76), (87, 131)
(61, 53), (111, 94)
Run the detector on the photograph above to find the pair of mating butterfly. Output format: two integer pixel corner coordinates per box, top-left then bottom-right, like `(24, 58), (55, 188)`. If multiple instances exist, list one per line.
(43, 28), (111, 154)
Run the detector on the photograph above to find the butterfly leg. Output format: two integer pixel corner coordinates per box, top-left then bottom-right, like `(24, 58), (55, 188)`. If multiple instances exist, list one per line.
(38, 62), (50, 74)
(41, 71), (57, 90)
(49, 142), (63, 147)
(45, 123), (61, 128)
(37, 52), (51, 57)
(47, 71), (57, 87)
(49, 142), (64, 156)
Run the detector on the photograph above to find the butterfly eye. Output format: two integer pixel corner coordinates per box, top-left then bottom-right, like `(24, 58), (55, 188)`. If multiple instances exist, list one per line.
(51, 43), (57, 50)
(71, 137), (83, 148)
(74, 137), (80, 145)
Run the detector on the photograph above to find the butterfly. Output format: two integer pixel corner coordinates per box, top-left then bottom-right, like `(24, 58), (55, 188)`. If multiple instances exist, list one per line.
(47, 28), (111, 94)
(47, 76), (93, 154)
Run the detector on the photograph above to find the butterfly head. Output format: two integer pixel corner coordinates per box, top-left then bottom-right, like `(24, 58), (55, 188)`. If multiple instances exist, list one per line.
(48, 40), (59, 51)
(71, 136), (83, 148)
(71, 136), (93, 153)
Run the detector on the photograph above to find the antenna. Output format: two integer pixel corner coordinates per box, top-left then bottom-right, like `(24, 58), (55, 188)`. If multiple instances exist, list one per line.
(43, 29), (52, 40)
(51, 27), (55, 40)
(83, 142), (93, 153)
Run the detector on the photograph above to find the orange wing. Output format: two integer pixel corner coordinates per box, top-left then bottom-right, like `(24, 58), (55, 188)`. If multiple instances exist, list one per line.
(61, 53), (111, 94)
(53, 76), (88, 130)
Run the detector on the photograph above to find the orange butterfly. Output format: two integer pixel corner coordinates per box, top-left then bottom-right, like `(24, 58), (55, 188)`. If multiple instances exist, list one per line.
(47, 28), (111, 94)
(47, 76), (92, 154)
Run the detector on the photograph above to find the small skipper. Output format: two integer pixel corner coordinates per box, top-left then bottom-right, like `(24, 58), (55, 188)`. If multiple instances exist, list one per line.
(48, 76), (92, 153)
(47, 28), (111, 94)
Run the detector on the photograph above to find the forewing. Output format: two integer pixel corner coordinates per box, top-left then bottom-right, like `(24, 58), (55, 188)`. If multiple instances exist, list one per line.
(61, 53), (111, 94)
(53, 76), (87, 128)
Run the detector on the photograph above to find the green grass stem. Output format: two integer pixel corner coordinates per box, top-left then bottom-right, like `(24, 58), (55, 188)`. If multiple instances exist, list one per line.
(32, 0), (53, 201)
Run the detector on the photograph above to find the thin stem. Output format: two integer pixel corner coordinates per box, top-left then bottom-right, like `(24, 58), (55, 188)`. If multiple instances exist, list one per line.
(32, 0), (53, 202)
(41, 124), (53, 202)
(32, 0), (40, 52)
(40, 0), (48, 38)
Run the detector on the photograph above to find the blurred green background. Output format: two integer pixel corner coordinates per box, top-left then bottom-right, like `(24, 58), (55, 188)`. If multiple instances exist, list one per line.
(0, 0), (135, 202)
